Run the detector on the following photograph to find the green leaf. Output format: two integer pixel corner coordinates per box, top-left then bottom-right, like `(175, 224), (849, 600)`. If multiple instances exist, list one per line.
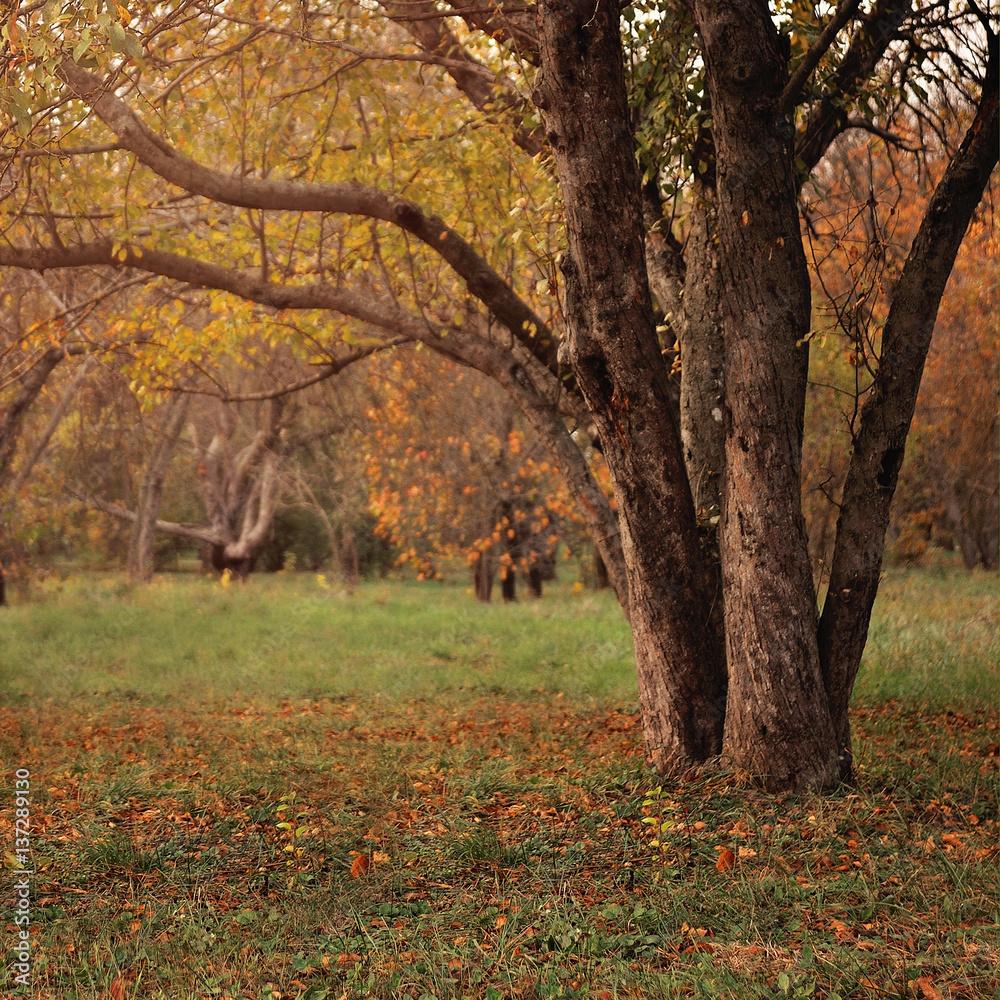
(778, 971), (791, 992)
(108, 21), (127, 52)
(121, 28), (143, 60)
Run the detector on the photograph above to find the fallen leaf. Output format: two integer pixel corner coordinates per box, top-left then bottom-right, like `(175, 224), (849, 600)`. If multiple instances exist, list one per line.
(915, 977), (943, 1000)
(110, 978), (126, 1000)
(351, 854), (370, 877)
(716, 849), (735, 872)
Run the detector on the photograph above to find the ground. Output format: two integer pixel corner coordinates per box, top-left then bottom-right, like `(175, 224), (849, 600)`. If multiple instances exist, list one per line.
(0, 565), (996, 999)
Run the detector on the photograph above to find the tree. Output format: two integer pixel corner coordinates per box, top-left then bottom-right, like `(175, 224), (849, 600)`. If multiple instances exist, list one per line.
(0, 267), (136, 600)
(0, 1), (995, 789)
(364, 350), (581, 599)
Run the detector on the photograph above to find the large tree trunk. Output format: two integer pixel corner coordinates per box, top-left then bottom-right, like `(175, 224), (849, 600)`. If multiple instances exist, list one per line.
(126, 394), (191, 582)
(695, 0), (840, 790)
(536, 0), (727, 772)
(818, 42), (998, 778)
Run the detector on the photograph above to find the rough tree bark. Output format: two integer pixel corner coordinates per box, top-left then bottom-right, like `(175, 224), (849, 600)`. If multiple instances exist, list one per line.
(535, 0), (727, 771)
(695, 0), (840, 789)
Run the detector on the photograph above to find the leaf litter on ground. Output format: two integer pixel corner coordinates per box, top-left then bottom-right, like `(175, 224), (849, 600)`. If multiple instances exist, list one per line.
(1, 692), (996, 1000)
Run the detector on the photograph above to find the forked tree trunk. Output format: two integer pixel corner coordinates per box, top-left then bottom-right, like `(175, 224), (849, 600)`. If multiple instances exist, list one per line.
(536, 0), (727, 772)
(127, 394), (191, 582)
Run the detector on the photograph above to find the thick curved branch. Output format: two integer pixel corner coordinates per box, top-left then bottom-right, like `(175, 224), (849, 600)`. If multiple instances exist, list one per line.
(383, 0), (539, 62)
(0, 240), (437, 337)
(57, 59), (560, 378)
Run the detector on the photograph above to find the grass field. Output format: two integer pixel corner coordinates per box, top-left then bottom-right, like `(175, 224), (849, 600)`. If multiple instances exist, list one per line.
(0, 565), (997, 999)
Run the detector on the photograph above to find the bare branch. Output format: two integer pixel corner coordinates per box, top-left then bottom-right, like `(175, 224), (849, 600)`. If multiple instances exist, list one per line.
(0, 143), (123, 161)
(780, 0), (863, 117)
(844, 115), (919, 151)
(68, 490), (221, 545)
(170, 338), (409, 402)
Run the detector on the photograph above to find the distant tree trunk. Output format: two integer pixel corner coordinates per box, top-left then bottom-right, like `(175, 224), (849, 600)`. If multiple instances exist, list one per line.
(527, 565), (543, 598)
(340, 527), (360, 586)
(501, 565), (516, 602)
(210, 543), (252, 580)
(126, 394), (191, 583)
(472, 549), (493, 602)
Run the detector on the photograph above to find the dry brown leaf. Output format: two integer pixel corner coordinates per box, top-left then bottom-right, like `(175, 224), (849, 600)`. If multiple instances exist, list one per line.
(915, 977), (943, 1000)
(716, 849), (735, 872)
(351, 853), (370, 877)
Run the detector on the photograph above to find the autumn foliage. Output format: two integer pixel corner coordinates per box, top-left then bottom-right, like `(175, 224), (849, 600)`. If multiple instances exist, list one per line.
(801, 131), (998, 582)
(363, 352), (596, 596)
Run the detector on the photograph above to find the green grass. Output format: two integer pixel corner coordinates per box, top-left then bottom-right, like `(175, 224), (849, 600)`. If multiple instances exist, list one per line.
(0, 563), (996, 1000)
(2, 560), (996, 710)
(853, 563), (998, 707)
(0, 574), (636, 706)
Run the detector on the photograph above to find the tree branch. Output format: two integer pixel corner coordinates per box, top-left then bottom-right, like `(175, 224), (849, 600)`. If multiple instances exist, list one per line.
(55, 59), (560, 379)
(795, 0), (914, 175)
(170, 339), (409, 402)
(379, 0), (544, 156)
(70, 490), (221, 545)
(817, 29), (999, 754)
(779, 0), (863, 117)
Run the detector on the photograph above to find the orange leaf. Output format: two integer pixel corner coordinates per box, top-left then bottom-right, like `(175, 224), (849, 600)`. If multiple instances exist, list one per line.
(915, 977), (943, 1000)
(351, 853), (370, 877)
(716, 849), (735, 872)
(110, 977), (126, 1000)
